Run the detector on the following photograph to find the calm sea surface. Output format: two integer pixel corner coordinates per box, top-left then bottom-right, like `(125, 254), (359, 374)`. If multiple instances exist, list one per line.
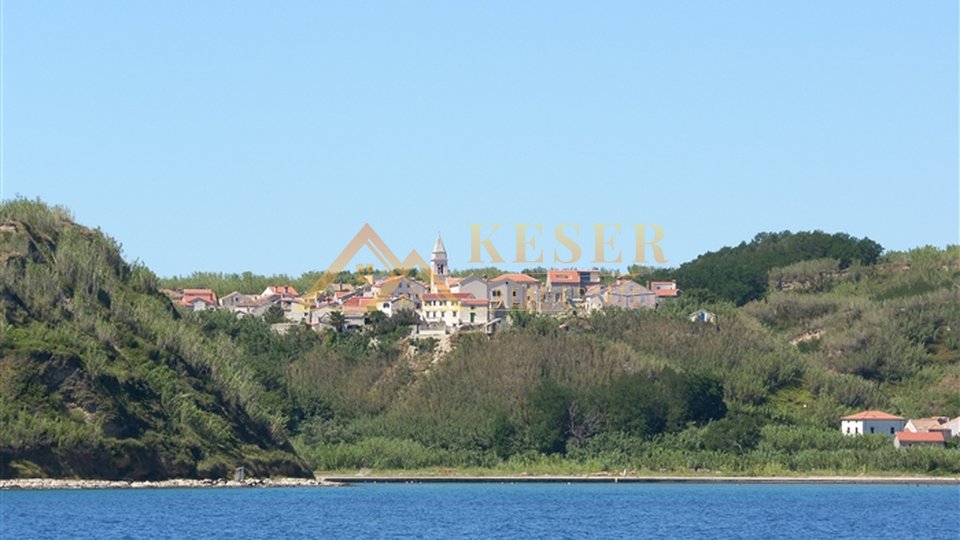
(2, 483), (958, 539)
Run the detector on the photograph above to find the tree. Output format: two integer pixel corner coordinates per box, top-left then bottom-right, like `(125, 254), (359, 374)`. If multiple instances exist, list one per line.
(328, 311), (346, 333)
(263, 305), (285, 324)
(527, 380), (577, 454)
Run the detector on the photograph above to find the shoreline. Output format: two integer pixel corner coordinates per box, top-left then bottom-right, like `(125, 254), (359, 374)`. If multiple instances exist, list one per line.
(318, 475), (960, 485)
(0, 477), (345, 490)
(3, 475), (958, 490)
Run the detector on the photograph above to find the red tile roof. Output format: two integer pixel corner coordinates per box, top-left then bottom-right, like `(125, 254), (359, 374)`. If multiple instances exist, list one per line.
(895, 431), (947, 443)
(268, 285), (299, 297)
(461, 297), (488, 306)
(491, 273), (540, 284)
(548, 270), (579, 284)
(181, 289), (217, 305)
(649, 281), (679, 296)
(342, 296), (374, 308)
(842, 410), (905, 421)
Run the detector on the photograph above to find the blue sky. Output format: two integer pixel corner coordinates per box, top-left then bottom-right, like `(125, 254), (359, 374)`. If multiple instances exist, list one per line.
(3, 1), (957, 276)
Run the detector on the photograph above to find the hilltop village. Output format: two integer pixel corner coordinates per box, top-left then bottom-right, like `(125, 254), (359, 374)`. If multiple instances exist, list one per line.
(163, 235), (685, 335)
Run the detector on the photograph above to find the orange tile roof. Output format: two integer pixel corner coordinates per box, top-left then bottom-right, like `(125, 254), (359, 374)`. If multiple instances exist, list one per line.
(491, 273), (540, 284)
(269, 285), (299, 296)
(655, 289), (680, 297)
(182, 288), (217, 305)
(183, 288), (216, 296)
(548, 270), (579, 284)
(342, 296), (374, 308)
(896, 431), (947, 443)
(461, 297), (488, 306)
(842, 410), (905, 421)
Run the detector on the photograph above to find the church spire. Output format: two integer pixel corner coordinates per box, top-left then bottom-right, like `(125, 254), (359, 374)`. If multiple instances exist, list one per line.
(432, 233), (447, 257)
(430, 233), (448, 292)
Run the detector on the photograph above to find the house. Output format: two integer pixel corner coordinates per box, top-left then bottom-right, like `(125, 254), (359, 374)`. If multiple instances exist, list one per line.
(584, 280), (657, 311)
(251, 294), (282, 317)
(459, 296), (491, 328)
(689, 309), (717, 324)
(262, 285), (299, 298)
(894, 431), (947, 449)
(944, 417), (960, 438)
(449, 274), (489, 303)
(371, 275), (427, 300)
(649, 280), (680, 305)
(181, 289), (218, 312)
(184, 296), (217, 312)
(378, 295), (420, 318)
(421, 292), (472, 327)
(489, 273), (541, 311)
(341, 296), (375, 330)
(220, 291), (253, 308)
(904, 416), (953, 436)
(840, 410), (905, 437)
(577, 269), (601, 290)
(903, 416), (960, 438)
(546, 270), (581, 303)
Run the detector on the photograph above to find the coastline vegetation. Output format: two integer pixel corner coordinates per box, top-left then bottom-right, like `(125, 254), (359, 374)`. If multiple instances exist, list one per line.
(1, 199), (958, 479)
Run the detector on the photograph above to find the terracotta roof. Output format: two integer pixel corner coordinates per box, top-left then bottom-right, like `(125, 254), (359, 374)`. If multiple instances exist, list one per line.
(461, 297), (488, 306)
(896, 431), (947, 443)
(842, 410), (905, 421)
(491, 273), (540, 284)
(182, 288), (217, 305)
(342, 296), (374, 308)
(183, 288), (216, 296)
(548, 270), (579, 284)
(268, 285), (299, 297)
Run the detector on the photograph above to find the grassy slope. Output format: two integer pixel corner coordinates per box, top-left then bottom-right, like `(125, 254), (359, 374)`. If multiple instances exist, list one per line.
(0, 200), (309, 479)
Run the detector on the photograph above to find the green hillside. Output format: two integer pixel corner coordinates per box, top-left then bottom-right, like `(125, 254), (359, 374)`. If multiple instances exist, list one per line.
(0, 200), (309, 479)
(2, 199), (958, 479)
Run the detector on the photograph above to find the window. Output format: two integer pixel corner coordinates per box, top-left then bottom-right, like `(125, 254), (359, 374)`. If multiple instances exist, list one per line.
(890, 427), (895, 434)
(846, 427), (850, 434)
(869, 427), (875, 434)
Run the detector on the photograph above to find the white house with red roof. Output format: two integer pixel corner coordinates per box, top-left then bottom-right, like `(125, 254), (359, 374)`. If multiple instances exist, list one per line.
(841, 410), (905, 437)
(181, 289), (218, 312)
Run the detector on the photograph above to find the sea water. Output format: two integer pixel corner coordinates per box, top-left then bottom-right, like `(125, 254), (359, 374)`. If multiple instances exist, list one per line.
(2, 483), (958, 539)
